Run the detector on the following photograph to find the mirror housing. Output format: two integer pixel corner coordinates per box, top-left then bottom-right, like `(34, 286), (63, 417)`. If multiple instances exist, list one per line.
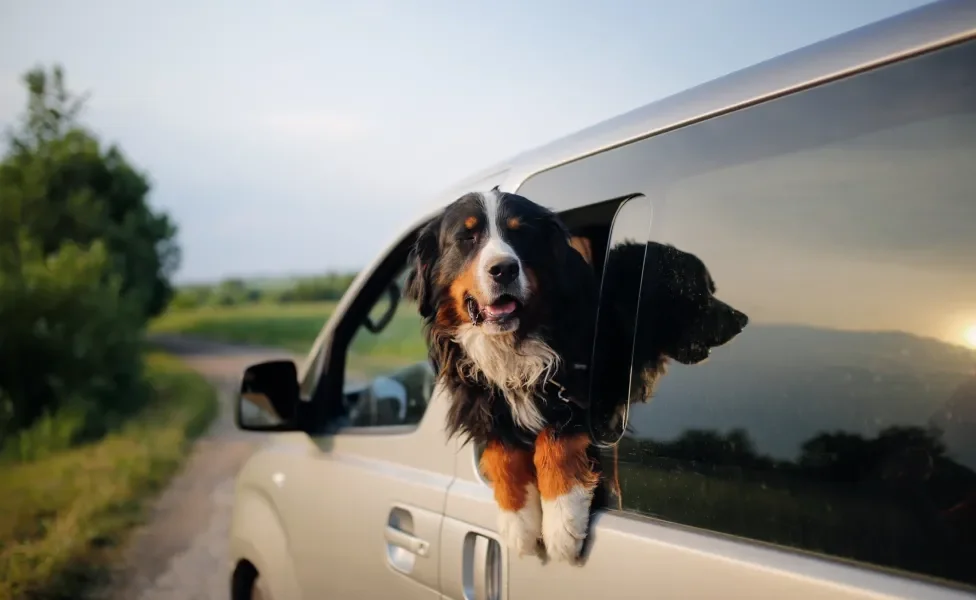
(236, 360), (303, 431)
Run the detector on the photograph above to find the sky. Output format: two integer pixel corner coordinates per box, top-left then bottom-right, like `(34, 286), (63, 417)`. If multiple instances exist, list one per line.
(0, 0), (936, 284)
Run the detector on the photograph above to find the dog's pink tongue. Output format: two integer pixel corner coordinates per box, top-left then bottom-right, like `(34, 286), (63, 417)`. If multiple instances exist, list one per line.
(485, 299), (517, 318)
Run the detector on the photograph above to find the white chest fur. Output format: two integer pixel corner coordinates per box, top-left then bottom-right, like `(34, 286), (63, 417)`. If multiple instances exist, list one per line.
(454, 325), (560, 432)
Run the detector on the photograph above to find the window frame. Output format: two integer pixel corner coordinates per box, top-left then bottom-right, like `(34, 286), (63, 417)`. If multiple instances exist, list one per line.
(585, 194), (654, 451)
(304, 219), (434, 436)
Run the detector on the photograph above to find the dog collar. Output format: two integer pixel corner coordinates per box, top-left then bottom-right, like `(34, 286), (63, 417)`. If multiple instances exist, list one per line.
(546, 362), (588, 404)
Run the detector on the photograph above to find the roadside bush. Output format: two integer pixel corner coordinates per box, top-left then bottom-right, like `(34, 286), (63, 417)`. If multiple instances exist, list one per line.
(0, 65), (178, 453)
(0, 238), (146, 458)
(0, 353), (219, 600)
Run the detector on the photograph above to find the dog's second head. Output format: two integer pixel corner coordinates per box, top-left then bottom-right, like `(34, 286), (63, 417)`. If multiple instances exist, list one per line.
(636, 242), (748, 366)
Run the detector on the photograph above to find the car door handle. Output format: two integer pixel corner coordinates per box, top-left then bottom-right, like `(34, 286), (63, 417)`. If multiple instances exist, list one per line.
(462, 532), (501, 600)
(440, 517), (505, 600)
(385, 525), (430, 557)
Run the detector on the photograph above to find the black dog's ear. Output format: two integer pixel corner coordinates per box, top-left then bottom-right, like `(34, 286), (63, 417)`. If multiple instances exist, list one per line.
(405, 216), (441, 319)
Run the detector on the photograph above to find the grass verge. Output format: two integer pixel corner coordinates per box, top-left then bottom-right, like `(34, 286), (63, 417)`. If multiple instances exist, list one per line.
(0, 352), (218, 600)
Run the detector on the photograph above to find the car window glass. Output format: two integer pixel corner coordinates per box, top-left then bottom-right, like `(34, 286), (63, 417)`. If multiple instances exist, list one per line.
(342, 267), (433, 428)
(605, 39), (976, 587)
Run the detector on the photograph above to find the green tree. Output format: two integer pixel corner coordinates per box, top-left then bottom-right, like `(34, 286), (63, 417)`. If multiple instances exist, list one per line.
(212, 278), (255, 306)
(2, 65), (180, 320)
(0, 65), (180, 451)
(280, 272), (356, 303)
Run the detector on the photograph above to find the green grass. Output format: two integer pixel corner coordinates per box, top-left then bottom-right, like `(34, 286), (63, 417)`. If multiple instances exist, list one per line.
(151, 300), (432, 382)
(345, 302), (430, 382)
(150, 301), (336, 354)
(0, 353), (218, 600)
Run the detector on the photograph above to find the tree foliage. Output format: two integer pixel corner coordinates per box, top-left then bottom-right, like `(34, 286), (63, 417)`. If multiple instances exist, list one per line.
(0, 65), (180, 449)
(165, 272), (358, 310)
(278, 273), (356, 303)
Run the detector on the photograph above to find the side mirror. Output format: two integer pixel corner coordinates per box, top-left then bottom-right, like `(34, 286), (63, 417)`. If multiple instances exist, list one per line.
(236, 360), (302, 431)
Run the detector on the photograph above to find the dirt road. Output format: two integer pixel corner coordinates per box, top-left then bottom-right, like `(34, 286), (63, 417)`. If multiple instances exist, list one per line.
(100, 335), (300, 600)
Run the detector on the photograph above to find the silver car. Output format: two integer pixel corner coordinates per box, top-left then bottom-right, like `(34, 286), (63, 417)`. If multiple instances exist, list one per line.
(229, 2), (976, 598)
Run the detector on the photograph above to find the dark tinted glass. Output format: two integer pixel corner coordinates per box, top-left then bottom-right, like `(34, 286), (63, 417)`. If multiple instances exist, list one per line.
(606, 40), (976, 587)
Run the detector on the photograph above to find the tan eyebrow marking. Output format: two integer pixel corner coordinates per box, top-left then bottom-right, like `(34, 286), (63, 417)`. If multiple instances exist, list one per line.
(464, 216), (478, 229)
(507, 217), (521, 230)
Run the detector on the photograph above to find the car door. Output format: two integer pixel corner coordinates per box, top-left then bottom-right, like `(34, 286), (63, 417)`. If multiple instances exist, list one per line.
(272, 238), (457, 600)
(471, 39), (976, 599)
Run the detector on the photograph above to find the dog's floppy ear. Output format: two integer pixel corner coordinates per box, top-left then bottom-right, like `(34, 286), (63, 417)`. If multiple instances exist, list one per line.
(405, 215), (441, 319)
(549, 220), (598, 329)
(569, 236), (593, 265)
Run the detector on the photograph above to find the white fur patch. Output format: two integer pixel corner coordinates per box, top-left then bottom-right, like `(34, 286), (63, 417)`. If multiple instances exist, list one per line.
(455, 325), (559, 432)
(497, 483), (543, 557)
(541, 484), (594, 563)
(475, 189), (529, 303)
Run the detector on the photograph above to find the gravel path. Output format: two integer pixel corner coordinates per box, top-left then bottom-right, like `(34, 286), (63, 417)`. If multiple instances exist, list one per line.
(98, 336), (300, 600)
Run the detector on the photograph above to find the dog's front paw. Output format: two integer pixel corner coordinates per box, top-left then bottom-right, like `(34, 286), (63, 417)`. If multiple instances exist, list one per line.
(497, 485), (543, 557)
(541, 486), (593, 563)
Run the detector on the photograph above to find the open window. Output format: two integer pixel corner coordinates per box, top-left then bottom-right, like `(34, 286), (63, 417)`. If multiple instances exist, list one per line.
(339, 265), (434, 429)
(302, 223), (436, 432)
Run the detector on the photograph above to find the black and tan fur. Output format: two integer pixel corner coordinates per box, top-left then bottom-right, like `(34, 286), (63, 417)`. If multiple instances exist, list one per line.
(406, 188), (748, 561)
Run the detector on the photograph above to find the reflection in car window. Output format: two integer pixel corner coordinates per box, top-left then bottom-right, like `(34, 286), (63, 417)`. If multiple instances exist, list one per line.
(603, 40), (976, 587)
(343, 267), (433, 427)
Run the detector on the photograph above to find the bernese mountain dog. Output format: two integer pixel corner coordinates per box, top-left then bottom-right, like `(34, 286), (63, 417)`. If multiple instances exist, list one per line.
(405, 188), (748, 562)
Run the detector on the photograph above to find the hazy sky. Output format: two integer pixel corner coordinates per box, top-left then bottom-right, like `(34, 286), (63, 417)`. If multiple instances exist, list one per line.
(0, 0), (934, 283)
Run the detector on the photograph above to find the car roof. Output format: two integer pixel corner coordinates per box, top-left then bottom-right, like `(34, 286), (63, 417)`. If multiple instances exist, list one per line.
(420, 0), (976, 219)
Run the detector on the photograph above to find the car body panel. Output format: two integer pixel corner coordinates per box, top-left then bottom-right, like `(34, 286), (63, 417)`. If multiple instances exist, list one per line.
(232, 387), (458, 599)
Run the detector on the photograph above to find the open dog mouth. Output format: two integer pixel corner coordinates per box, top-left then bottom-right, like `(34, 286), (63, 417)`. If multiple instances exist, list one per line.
(465, 294), (522, 325)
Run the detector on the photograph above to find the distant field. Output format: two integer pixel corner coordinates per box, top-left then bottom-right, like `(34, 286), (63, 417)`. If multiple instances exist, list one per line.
(346, 301), (429, 382)
(150, 300), (430, 379)
(149, 302), (336, 354)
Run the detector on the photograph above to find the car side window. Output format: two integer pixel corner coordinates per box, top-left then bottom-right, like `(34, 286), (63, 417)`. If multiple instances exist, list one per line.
(341, 266), (434, 428)
(607, 39), (976, 588)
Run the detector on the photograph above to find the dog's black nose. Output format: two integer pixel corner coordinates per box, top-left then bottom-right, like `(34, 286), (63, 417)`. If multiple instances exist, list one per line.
(488, 258), (520, 284)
